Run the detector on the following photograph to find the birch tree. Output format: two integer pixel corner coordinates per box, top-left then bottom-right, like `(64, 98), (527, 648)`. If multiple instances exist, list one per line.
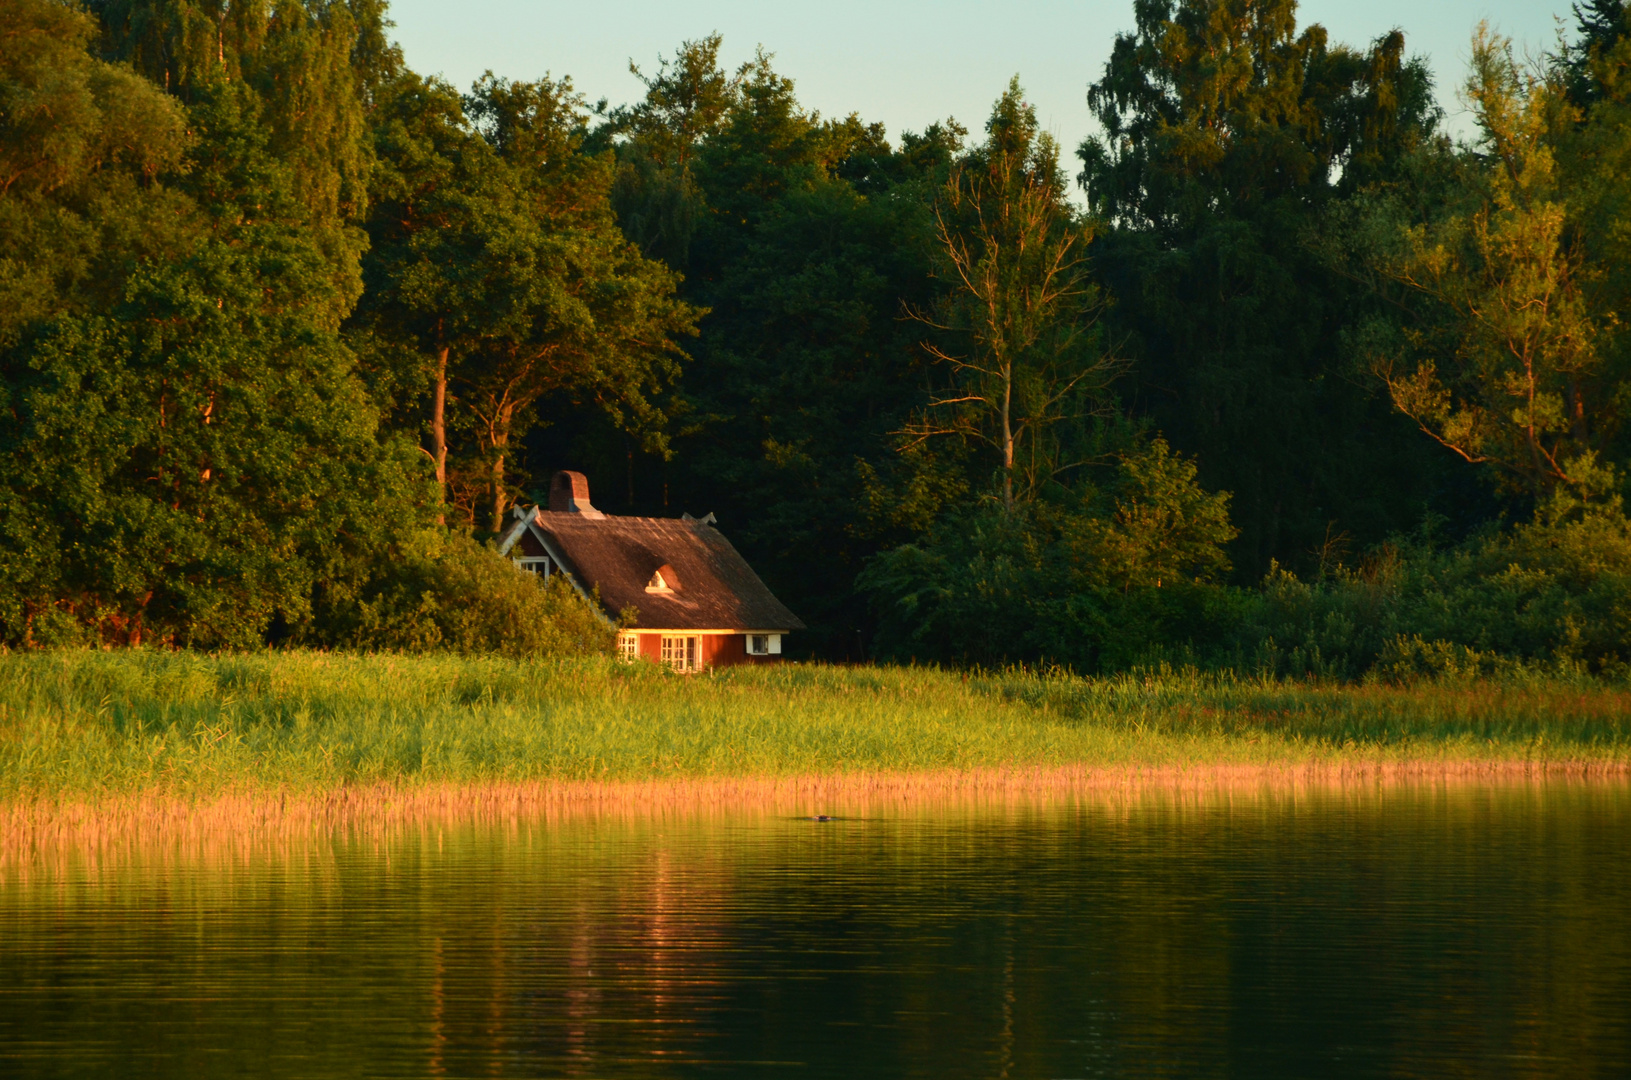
(910, 80), (1122, 512)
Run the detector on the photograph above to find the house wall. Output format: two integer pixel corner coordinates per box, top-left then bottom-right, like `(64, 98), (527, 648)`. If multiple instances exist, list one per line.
(623, 631), (781, 669)
(703, 633), (746, 668)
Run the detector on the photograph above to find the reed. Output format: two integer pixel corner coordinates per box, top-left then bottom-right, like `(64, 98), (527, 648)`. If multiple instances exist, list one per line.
(0, 650), (1626, 807)
(11, 766), (1627, 887)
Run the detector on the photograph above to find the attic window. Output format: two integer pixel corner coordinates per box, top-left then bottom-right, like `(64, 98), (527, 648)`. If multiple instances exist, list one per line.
(645, 564), (679, 594)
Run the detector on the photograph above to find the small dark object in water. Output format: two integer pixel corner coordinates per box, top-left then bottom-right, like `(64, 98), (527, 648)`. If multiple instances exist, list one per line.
(812, 815), (835, 822)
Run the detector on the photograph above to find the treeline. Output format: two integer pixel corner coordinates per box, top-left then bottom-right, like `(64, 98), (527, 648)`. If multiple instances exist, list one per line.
(3, 0), (1631, 678)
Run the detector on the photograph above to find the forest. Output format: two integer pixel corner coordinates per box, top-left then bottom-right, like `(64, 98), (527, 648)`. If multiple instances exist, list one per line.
(5, 0), (1631, 681)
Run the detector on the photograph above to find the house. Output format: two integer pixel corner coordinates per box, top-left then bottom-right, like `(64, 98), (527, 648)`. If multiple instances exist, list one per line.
(497, 471), (805, 671)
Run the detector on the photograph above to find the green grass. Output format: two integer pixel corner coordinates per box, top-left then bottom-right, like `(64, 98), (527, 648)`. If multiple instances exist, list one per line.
(1, 649), (1628, 802)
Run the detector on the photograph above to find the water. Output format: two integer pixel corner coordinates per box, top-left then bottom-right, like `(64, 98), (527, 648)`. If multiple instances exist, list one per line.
(2, 780), (1629, 1078)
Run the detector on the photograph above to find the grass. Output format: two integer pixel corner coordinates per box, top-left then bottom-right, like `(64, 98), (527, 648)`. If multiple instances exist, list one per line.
(1, 649), (1628, 808)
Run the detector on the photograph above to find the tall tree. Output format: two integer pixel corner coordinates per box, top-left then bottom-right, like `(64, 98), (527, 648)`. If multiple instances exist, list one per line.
(1555, 2), (1631, 476)
(92, 0), (381, 326)
(352, 70), (501, 519)
(463, 74), (697, 530)
(605, 34), (738, 268)
(354, 69), (698, 529)
(1364, 19), (1631, 506)
(910, 79), (1120, 512)
(1369, 27), (1605, 500)
(1079, 0), (1447, 575)
(578, 42), (961, 654)
(2, 0), (420, 646)
(1557, 0), (1631, 108)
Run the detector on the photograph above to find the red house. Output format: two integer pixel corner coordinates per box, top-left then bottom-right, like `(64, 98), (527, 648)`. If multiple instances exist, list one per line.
(497, 471), (804, 670)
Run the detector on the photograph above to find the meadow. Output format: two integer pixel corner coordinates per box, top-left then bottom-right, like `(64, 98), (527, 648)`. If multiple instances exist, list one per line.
(1, 650), (1627, 812)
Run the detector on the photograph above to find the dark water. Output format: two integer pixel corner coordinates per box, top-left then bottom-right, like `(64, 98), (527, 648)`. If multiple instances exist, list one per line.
(3, 782), (1630, 1079)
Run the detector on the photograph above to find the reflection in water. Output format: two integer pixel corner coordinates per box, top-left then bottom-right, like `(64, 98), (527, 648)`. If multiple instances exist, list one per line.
(2, 780), (1629, 1078)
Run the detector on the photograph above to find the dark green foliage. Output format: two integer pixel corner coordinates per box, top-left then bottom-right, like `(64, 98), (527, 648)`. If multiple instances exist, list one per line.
(306, 531), (616, 658)
(1557, 0), (1631, 107)
(911, 79), (1119, 513)
(6, 0), (1631, 679)
(353, 65), (698, 531)
(860, 440), (1239, 670)
(582, 41), (959, 655)
(1, 68), (420, 647)
(1240, 496), (1631, 680)
(92, 0), (380, 324)
(1079, 0), (1451, 576)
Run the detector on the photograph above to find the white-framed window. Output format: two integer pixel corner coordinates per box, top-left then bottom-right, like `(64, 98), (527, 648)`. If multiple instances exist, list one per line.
(617, 633), (639, 662)
(746, 634), (782, 656)
(660, 635), (698, 672)
(516, 556), (551, 578)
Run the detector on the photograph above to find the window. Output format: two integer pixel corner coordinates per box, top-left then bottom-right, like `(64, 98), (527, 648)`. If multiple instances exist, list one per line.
(645, 564), (678, 594)
(747, 634), (781, 656)
(516, 556), (550, 578)
(617, 633), (639, 662)
(660, 635), (698, 672)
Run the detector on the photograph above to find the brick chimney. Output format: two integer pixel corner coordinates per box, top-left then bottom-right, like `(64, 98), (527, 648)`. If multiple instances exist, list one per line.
(549, 471), (605, 518)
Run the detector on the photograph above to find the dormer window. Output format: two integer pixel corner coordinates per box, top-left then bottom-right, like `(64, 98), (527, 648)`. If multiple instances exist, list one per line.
(645, 564), (679, 594)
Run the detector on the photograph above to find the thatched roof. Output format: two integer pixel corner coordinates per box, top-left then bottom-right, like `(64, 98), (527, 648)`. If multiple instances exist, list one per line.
(522, 510), (804, 632)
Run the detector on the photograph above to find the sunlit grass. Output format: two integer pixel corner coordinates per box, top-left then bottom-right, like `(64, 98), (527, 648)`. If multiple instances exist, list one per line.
(1, 650), (1627, 809)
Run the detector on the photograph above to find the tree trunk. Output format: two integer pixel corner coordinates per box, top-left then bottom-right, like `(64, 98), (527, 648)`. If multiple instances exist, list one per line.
(488, 402), (513, 533)
(431, 345), (448, 526)
(490, 449), (506, 533)
(1001, 361), (1015, 513)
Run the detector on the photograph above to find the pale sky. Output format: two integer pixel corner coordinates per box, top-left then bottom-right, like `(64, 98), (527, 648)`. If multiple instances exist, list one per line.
(386, 0), (1576, 165)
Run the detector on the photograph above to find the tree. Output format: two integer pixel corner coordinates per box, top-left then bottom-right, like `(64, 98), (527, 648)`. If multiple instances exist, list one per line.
(1, 10), (422, 646)
(351, 70), (499, 521)
(462, 74), (698, 530)
(910, 79), (1121, 512)
(1556, 0), (1631, 108)
(1078, 0), (1448, 574)
(568, 42), (966, 654)
(354, 69), (698, 530)
(604, 34), (738, 268)
(1369, 27), (1607, 501)
(93, 0), (381, 326)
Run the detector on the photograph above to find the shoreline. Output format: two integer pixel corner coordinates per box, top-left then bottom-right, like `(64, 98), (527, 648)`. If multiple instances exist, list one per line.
(7, 758), (1628, 856)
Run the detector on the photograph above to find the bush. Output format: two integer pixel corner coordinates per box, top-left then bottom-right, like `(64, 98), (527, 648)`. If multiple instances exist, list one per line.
(860, 440), (1241, 671)
(306, 530), (615, 658)
(865, 468), (1631, 680)
(1237, 497), (1631, 679)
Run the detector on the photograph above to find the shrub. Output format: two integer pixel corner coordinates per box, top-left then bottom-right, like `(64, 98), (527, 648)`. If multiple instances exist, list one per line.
(306, 530), (615, 658)
(860, 440), (1241, 671)
(1237, 497), (1631, 679)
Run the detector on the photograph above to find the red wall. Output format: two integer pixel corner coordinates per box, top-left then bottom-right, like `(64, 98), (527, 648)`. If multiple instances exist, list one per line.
(625, 632), (780, 669)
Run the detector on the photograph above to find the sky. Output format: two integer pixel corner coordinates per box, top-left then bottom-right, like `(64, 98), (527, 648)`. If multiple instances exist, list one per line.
(386, 0), (1580, 167)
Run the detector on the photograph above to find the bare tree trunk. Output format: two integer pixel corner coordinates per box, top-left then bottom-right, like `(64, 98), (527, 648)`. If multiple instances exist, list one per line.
(490, 449), (506, 533)
(488, 402), (513, 533)
(431, 345), (449, 526)
(1001, 361), (1014, 513)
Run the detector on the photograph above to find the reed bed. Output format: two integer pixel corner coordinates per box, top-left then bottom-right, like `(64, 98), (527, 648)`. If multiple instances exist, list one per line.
(7, 766), (1627, 888)
(1, 650), (1627, 847)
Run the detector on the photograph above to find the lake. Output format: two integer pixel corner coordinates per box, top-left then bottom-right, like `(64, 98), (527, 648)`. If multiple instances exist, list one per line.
(2, 778), (1628, 1078)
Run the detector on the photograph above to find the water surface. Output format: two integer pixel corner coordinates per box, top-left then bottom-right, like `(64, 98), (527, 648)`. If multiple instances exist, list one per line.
(2, 780), (1629, 1078)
